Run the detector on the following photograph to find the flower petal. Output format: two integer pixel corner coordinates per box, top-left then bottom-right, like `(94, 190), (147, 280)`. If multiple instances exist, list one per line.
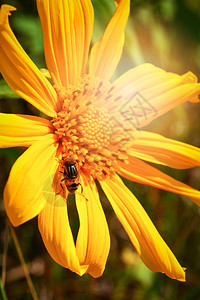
(0, 5), (58, 117)
(113, 63), (200, 127)
(101, 173), (186, 281)
(38, 177), (88, 275)
(37, 0), (94, 86)
(0, 113), (53, 148)
(118, 157), (200, 206)
(128, 131), (200, 169)
(4, 134), (58, 226)
(75, 174), (110, 278)
(89, 0), (130, 81)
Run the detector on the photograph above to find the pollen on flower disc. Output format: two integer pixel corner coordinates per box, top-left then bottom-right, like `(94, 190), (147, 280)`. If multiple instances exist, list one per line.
(52, 75), (131, 180)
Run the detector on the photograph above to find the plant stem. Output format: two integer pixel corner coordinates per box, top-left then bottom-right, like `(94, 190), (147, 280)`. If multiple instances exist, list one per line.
(9, 224), (39, 300)
(2, 220), (9, 287)
(0, 278), (8, 300)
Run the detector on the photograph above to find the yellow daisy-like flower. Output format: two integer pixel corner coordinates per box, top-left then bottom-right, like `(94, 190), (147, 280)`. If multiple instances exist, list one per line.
(1, 0), (200, 281)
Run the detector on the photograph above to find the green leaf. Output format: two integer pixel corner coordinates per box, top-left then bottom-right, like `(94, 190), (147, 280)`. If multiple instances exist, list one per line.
(0, 278), (8, 300)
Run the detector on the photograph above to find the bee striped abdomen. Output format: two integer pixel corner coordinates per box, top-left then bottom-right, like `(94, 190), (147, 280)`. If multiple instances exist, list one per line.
(66, 182), (79, 193)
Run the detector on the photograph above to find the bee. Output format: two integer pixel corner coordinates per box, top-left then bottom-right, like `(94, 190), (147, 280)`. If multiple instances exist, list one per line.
(59, 157), (81, 193)
(57, 157), (87, 200)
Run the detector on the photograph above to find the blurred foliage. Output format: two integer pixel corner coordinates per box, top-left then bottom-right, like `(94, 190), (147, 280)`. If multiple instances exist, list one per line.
(1, 0), (200, 299)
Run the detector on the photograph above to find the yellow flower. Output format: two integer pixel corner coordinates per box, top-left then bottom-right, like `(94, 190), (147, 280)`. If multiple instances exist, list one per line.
(0, 0), (200, 281)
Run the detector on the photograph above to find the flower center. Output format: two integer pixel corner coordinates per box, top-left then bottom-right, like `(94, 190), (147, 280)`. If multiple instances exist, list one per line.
(52, 75), (130, 180)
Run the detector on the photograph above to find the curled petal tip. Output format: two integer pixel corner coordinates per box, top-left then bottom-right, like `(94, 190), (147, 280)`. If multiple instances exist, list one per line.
(181, 71), (200, 103)
(177, 267), (186, 282)
(162, 267), (186, 282)
(168, 266), (186, 282)
(0, 5), (17, 25)
(79, 265), (89, 276)
(181, 71), (198, 84)
(0, 4), (17, 12)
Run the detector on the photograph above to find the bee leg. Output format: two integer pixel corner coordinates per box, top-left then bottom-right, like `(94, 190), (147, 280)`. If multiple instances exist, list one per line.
(56, 182), (64, 195)
(56, 189), (62, 195)
(76, 192), (88, 201)
(77, 183), (88, 201)
(79, 183), (83, 194)
(61, 176), (68, 182)
(55, 158), (61, 164)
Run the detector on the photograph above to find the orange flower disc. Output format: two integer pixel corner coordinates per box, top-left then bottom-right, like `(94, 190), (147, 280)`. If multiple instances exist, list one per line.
(52, 75), (129, 180)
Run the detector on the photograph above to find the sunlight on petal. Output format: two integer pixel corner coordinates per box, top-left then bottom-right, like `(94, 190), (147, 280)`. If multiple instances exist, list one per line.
(113, 63), (200, 127)
(89, 0), (130, 81)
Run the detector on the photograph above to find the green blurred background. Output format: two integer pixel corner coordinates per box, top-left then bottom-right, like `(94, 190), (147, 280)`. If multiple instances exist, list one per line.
(1, 0), (200, 299)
